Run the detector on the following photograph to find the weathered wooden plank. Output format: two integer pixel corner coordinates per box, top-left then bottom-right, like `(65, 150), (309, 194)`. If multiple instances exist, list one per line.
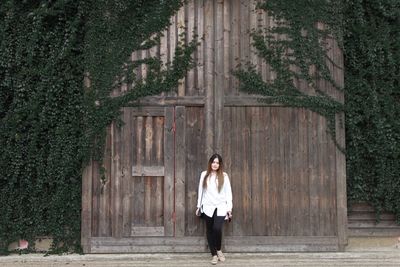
(164, 107), (174, 236)
(230, 0), (240, 94)
(90, 237), (207, 253)
(327, 116), (337, 236)
(90, 236), (339, 253)
(223, 0), (231, 95)
(336, 113), (347, 250)
(250, 107), (263, 235)
(215, 0), (224, 153)
(91, 161), (100, 237)
(299, 108), (311, 236)
(186, 0), (196, 96)
(258, 2), (267, 79)
(222, 107), (233, 236)
(129, 96), (204, 107)
(131, 166), (165, 177)
(159, 23), (168, 98)
(133, 117), (145, 226)
(308, 111), (319, 236)
(230, 107), (242, 235)
(149, 177), (157, 226)
(133, 177), (145, 226)
(129, 107), (165, 117)
(250, 0), (258, 71)
(196, 0), (205, 96)
(168, 13), (177, 97)
(204, 0), (215, 156)
(318, 115), (328, 236)
(280, 108), (290, 235)
(81, 162), (93, 253)
(184, 107), (204, 236)
(239, 0), (250, 90)
(99, 125), (112, 237)
(111, 113), (123, 238)
(131, 226), (165, 237)
(175, 106), (186, 237)
(263, 107), (271, 235)
(348, 228), (400, 237)
(241, 108), (252, 235)
(177, 7), (186, 96)
(268, 107), (279, 235)
(225, 96), (293, 106)
(154, 116), (164, 227)
(122, 108), (132, 237)
(144, 176), (152, 225)
(288, 108), (301, 236)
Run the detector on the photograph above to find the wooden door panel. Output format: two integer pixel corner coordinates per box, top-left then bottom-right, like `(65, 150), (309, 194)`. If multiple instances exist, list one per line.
(122, 107), (174, 237)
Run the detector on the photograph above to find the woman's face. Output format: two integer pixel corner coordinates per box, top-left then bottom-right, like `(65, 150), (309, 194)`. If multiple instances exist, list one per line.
(211, 157), (220, 171)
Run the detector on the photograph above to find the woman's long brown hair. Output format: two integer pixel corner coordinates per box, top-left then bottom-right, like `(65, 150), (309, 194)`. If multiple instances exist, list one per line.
(203, 154), (224, 192)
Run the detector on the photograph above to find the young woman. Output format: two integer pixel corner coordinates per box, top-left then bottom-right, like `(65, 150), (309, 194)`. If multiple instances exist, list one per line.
(196, 153), (233, 265)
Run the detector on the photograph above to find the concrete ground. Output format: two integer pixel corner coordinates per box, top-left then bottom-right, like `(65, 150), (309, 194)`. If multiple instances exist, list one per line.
(1, 237), (399, 267)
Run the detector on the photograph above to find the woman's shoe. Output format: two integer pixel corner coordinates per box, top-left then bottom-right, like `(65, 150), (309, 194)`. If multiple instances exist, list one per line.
(217, 250), (225, 262)
(211, 255), (218, 265)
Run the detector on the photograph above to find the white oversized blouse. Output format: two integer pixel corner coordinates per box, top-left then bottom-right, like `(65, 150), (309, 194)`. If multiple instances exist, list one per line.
(197, 171), (233, 217)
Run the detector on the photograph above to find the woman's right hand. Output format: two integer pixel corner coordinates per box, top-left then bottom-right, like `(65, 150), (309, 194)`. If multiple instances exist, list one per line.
(195, 208), (200, 216)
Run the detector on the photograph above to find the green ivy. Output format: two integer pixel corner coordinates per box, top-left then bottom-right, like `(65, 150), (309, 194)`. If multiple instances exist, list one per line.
(234, 0), (345, 147)
(0, 0), (197, 254)
(1, 0), (399, 255)
(343, 0), (400, 221)
(236, 0), (400, 222)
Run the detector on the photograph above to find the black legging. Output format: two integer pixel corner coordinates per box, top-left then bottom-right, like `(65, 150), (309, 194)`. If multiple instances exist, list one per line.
(204, 208), (225, 256)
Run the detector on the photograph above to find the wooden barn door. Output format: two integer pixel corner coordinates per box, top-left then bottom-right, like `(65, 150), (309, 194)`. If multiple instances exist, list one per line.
(122, 107), (175, 238)
(81, 106), (176, 253)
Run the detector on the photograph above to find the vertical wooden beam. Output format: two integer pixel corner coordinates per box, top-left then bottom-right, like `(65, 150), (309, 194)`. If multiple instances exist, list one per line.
(250, 107), (262, 235)
(335, 37), (347, 247)
(122, 108), (132, 237)
(223, 107), (233, 236)
(231, 0), (240, 94)
(308, 111), (319, 236)
(177, 6), (186, 97)
(81, 162), (93, 253)
(175, 106), (186, 237)
(164, 107), (175, 236)
(111, 112), (122, 238)
(144, 117), (153, 225)
(169, 13), (177, 97)
(336, 113), (347, 251)
(99, 126), (112, 237)
(250, 0), (258, 71)
(215, 0), (224, 153)
(223, 0), (231, 96)
(196, 0), (205, 96)
(186, 0), (196, 96)
(280, 108), (290, 235)
(204, 0), (215, 155)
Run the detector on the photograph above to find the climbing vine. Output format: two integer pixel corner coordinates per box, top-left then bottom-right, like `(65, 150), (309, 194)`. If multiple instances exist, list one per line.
(343, 0), (400, 221)
(1, 0), (399, 255)
(236, 0), (400, 221)
(0, 0), (196, 254)
(234, 0), (344, 145)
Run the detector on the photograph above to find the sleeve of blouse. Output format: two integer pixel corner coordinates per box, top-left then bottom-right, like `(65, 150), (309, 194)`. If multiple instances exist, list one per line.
(197, 171), (205, 208)
(224, 173), (233, 211)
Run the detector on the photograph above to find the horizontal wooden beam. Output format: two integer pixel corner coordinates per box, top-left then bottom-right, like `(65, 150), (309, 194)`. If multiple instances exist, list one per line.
(89, 236), (339, 253)
(127, 96), (205, 107)
(132, 166), (165, 177)
(131, 226), (165, 237)
(128, 107), (165, 117)
(126, 95), (310, 107)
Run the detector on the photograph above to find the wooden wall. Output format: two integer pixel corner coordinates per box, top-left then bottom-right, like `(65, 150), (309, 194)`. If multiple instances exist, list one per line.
(82, 0), (347, 253)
